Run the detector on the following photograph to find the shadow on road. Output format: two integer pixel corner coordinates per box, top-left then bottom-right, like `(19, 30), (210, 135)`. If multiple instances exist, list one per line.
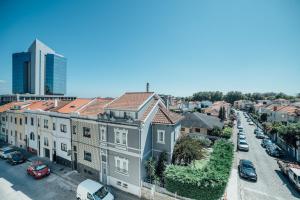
(274, 169), (300, 198)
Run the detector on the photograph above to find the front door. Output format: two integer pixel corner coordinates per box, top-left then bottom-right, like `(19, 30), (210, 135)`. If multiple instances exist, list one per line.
(53, 150), (56, 162)
(44, 148), (50, 158)
(102, 163), (107, 184)
(73, 153), (77, 170)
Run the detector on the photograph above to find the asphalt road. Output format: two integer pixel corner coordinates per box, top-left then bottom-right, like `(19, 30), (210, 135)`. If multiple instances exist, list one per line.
(0, 159), (76, 200)
(234, 111), (300, 200)
(0, 158), (141, 200)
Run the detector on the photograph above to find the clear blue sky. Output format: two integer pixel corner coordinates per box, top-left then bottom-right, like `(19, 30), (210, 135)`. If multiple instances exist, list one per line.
(0, 0), (299, 97)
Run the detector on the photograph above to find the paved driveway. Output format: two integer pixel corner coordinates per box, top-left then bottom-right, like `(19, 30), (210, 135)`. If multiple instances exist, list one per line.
(234, 111), (300, 200)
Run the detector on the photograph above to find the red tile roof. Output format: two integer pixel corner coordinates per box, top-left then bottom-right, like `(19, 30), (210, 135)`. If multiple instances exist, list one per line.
(80, 98), (114, 116)
(106, 92), (154, 111)
(152, 104), (183, 125)
(25, 101), (55, 111)
(57, 98), (93, 114)
(0, 102), (31, 113)
(141, 99), (159, 121)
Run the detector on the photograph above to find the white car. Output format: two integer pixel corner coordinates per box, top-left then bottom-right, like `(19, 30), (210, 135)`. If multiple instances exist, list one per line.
(238, 139), (249, 151)
(77, 179), (114, 200)
(239, 134), (246, 140)
(249, 121), (254, 125)
(0, 147), (17, 159)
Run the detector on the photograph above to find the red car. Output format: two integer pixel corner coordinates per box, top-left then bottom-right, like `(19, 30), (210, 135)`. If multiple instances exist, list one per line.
(27, 161), (50, 179)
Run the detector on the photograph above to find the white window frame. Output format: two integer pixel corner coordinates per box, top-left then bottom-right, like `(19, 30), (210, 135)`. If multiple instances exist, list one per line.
(100, 127), (106, 141)
(114, 128), (128, 146)
(114, 156), (129, 175)
(157, 130), (165, 144)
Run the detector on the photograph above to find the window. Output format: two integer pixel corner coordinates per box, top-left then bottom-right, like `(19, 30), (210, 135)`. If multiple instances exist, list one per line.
(25, 117), (27, 124)
(44, 119), (48, 129)
(31, 117), (34, 126)
(73, 146), (77, 152)
(101, 128), (106, 141)
(10, 116), (12, 123)
(72, 125), (76, 134)
(30, 132), (35, 141)
(15, 118), (17, 124)
(84, 151), (92, 162)
(44, 137), (49, 146)
(60, 124), (67, 133)
(38, 118), (40, 127)
(61, 143), (67, 152)
(195, 128), (201, 133)
(181, 127), (185, 132)
(87, 193), (93, 200)
(157, 130), (165, 144)
(83, 127), (91, 138)
(115, 157), (128, 174)
(19, 133), (22, 140)
(20, 118), (22, 125)
(53, 123), (56, 130)
(11, 131), (12, 136)
(114, 128), (128, 146)
(2, 116), (5, 122)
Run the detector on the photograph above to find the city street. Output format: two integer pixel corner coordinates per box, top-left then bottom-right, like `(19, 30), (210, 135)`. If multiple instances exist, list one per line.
(0, 158), (140, 200)
(233, 111), (300, 200)
(0, 159), (75, 200)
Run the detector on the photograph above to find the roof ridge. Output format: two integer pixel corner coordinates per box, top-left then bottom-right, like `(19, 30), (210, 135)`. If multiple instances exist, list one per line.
(159, 106), (173, 124)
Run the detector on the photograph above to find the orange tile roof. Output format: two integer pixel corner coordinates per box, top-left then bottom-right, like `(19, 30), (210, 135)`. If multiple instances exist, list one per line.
(141, 99), (159, 121)
(152, 104), (183, 125)
(57, 98), (92, 114)
(106, 92), (154, 111)
(25, 101), (55, 111)
(0, 102), (25, 113)
(80, 98), (114, 116)
(48, 100), (72, 112)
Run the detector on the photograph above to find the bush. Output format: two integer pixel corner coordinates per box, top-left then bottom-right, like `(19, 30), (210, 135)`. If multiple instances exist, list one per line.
(221, 127), (233, 139)
(165, 140), (234, 200)
(197, 137), (212, 147)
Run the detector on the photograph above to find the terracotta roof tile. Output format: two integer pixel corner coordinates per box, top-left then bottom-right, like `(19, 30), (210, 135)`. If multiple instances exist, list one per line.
(106, 92), (154, 111)
(57, 98), (93, 114)
(141, 99), (159, 121)
(0, 102), (30, 113)
(152, 104), (183, 125)
(80, 98), (114, 116)
(26, 101), (55, 111)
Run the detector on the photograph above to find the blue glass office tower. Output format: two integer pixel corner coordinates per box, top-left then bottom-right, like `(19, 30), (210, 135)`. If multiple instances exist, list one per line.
(12, 39), (67, 95)
(45, 54), (67, 95)
(12, 52), (31, 94)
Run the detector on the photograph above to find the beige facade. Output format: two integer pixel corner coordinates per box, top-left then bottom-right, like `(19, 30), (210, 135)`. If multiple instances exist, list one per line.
(7, 111), (26, 148)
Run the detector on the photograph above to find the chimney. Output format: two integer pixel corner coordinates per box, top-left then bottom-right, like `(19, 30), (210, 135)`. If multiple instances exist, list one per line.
(146, 82), (149, 92)
(54, 99), (58, 107)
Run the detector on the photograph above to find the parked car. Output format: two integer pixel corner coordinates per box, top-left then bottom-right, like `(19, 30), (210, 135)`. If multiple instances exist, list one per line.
(0, 147), (17, 159)
(256, 131), (265, 139)
(77, 179), (114, 200)
(7, 151), (27, 165)
(238, 159), (257, 182)
(277, 160), (300, 191)
(238, 134), (246, 140)
(238, 139), (249, 151)
(266, 144), (284, 157)
(254, 128), (260, 134)
(27, 161), (50, 179)
(249, 121), (254, 125)
(237, 125), (243, 130)
(261, 138), (273, 148)
(247, 119), (251, 122)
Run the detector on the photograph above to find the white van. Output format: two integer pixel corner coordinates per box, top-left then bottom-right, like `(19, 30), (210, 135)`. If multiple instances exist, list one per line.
(77, 179), (114, 200)
(288, 168), (300, 191)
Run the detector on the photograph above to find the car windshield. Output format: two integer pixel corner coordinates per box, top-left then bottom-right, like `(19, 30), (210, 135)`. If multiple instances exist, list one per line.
(240, 141), (247, 145)
(35, 165), (47, 171)
(93, 186), (109, 199)
(242, 163), (254, 169)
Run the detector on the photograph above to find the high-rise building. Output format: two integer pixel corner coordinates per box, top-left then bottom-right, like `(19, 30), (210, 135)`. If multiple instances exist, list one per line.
(12, 39), (67, 95)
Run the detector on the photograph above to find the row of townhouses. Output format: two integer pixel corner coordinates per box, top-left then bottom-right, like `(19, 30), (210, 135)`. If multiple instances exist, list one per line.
(0, 92), (183, 197)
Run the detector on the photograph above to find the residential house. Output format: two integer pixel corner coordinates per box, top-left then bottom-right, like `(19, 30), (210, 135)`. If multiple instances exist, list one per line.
(180, 112), (224, 137)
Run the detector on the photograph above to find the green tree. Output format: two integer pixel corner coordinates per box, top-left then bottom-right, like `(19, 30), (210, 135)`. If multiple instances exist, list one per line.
(260, 113), (268, 122)
(223, 91), (245, 104)
(210, 126), (222, 137)
(172, 136), (204, 166)
(145, 157), (157, 183)
(156, 151), (168, 184)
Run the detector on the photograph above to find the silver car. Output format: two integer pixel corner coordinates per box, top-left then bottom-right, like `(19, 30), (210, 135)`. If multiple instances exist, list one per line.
(238, 139), (249, 151)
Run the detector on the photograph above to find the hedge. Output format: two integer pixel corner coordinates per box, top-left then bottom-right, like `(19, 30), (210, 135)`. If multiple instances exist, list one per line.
(165, 140), (234, 200)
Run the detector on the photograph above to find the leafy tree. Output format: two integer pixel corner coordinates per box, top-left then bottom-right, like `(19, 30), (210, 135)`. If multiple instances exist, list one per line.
(172, 136), (204, 166)
(192, 91), (223, 102)
(223, 91), (245, 104)
(260, 113), (268, 122)
(145, 157), (157, 183)
(156, 151), (168, 184)
(210, 126), (222, 137)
